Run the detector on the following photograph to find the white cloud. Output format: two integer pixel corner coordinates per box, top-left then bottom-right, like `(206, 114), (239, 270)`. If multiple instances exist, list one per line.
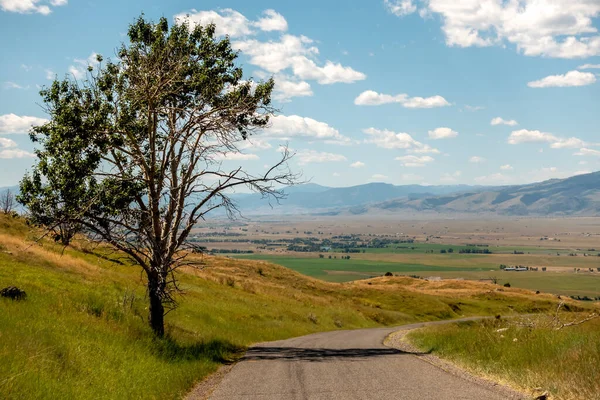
(266, 115), (352, 145)
(527, 70), (596, 88)
(0, 0), (67, 15)
(578, 64), (600, 69)
(254, 9), (288, 32)
(439, 170), (462, 183)
(469, 156), (485, 163)
(350, 161), (365, 168)
(0, 113), (48, 134)
(371, 174), (389, 180)
(507, 129), (589, 149)
(45, 69), (55, 80)
(384, 0), (417, 16)
(233, 35), (365, 85)
(428, 127), (458, 139)
(419, 0), (600, 59)
(354, 90), (450, 108)
(574, 148), (600, 157)
(21, 64), (32, 72)
(363, 128), (440, 154)
(214, 152), (259, 161)
(68, 53), (100, 80)
(295, 149), (347, 165)
(0, 148), (35, 159)
(508, 129), (558, 144)
(238, 138), (272, 151)
(491, 117), (518, 126)
(500, 164), (514, 171)
(465, 105), (484, 111)
(395, 155), (435, 167)
(332, 172), (341, 177)
(175, 8), (288, 37)
(2, 82), (27, 90)
(0, 137), (17, 148)
(175, 8), (253, 37)
(273, 76), (313, 102)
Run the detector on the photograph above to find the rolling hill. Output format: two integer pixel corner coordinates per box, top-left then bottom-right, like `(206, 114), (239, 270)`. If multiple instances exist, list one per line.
(367, 171), (600, 216)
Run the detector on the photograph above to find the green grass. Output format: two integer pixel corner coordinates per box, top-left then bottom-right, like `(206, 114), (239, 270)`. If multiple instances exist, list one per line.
(233, 254), (486, 281)
(407, 316), (600, 400)
(0, 215), (571, 399)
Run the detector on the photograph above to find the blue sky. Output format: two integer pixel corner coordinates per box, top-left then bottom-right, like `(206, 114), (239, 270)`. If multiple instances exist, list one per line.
(1, 0), (599, 188)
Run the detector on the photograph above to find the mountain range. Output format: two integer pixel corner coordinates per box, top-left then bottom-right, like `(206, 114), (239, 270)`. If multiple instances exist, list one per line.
(230, 171), (600, 217)
(3, 171), (599, 217)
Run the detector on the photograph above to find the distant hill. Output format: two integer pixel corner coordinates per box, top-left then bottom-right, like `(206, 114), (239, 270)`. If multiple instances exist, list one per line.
(230, 182), (485, 214)
(364, 172), (600, 216)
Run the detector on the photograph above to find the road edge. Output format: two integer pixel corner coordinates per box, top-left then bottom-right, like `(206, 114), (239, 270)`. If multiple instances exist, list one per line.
(385, 327), (533, 400)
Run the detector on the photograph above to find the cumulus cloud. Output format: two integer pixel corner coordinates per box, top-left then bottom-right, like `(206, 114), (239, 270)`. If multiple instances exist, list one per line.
(254, 9), (288, 32)
(491, 117), (518, 126)
(508, 129), (589, 149)
(527, 70), (596, 88)
(354, 90), (451, 108)
(67, 53), (101, 80)
(395, 155), (435, 167)
(500, 164), (514, 171)
(428, 127), (458, 139)
(384, 0), (416, 16)
(273, 76), (313, 102)
(0, 0), (67, 15)
(234, 36), (366, 84)
(0, 113), (48, 134)
(175, 8), (288, 37)
(363, 128), (440, 154)
(175, 8), (364, 87)
(578, 64), (600, 69)
(295, 149), (347, 165)
(350, 161), (365, 168)
(0, 136), (33, 159)
(413, 0), (600, 59)
(266, 115), (352, 145)
(574, 148), (600, 157)
(469, 156), (485, 163)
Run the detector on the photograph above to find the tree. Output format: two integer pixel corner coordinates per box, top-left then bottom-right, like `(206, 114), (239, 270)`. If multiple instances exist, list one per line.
(0, 189), (15, 214)
(18, 15), (296, 336)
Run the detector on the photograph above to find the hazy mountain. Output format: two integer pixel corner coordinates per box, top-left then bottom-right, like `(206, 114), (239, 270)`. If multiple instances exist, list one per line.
(364, 172), (600, 216)
(229, 182), (484, 213)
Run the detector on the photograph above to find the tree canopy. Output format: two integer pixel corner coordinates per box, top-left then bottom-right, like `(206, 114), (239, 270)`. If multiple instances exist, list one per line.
(18, 15), (296, 336)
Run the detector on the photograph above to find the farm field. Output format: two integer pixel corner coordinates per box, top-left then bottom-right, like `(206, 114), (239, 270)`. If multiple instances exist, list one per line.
(206, 217), (600, 299)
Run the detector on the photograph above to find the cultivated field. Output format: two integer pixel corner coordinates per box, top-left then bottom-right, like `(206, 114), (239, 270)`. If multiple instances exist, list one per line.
(194, 216), (600, 298)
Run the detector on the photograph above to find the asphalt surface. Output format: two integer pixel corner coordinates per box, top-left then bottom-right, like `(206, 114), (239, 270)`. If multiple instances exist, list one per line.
(208, 318), (524, 400)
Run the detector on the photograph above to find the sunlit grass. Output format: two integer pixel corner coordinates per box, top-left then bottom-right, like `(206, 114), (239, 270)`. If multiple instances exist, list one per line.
(0, 214), (574, 399)
(407, 317), (600, 400)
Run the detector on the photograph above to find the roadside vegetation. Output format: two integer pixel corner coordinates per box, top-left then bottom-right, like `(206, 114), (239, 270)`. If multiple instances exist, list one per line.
(0, 214), (573, 399)
(407, 313), (600, 400)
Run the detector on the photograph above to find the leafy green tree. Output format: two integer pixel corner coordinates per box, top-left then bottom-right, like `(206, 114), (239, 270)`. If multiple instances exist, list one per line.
(18, 15), (296, 336)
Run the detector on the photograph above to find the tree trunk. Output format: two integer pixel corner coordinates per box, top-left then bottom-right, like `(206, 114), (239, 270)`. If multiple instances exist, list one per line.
(148, 279), (165, 337)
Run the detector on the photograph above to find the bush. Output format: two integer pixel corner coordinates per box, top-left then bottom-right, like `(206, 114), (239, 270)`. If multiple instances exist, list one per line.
(504, 283), (511, 288)
(385, 272), (393, 277)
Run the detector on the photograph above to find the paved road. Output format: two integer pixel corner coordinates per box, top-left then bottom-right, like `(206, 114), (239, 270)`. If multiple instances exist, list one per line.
(208, 318), (525, 400)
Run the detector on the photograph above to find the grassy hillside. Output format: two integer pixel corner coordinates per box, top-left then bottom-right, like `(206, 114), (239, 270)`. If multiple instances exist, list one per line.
(407, 316), (600, 399)
(0, 214), (576, 399)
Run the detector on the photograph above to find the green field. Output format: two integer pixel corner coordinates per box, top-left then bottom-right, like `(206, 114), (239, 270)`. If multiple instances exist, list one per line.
(234, 254), (600, 297)
(336, 243), (571, 255)
(233, 254), (486, 282)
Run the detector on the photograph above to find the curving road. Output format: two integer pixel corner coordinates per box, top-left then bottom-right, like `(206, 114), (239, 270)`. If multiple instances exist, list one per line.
(207, 318), (526, 400)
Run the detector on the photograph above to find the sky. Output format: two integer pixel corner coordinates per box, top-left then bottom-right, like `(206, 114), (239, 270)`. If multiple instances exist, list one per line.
(0, 0), (599, 188)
